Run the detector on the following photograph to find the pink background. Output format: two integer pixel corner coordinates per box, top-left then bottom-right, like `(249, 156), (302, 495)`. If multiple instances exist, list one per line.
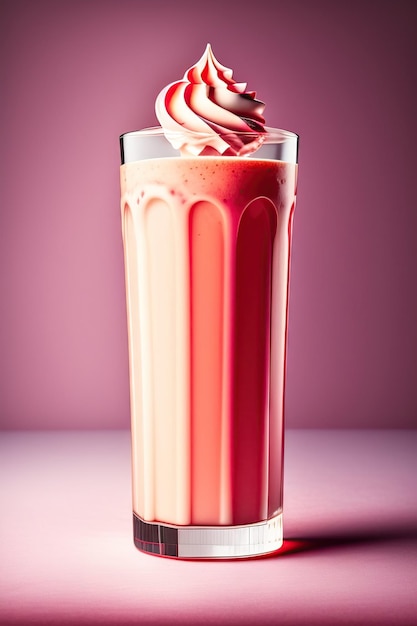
(1, 0), (416, 430)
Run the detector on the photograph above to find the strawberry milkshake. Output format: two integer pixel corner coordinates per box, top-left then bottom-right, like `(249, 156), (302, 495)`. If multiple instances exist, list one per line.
(120, 45), (298, 558)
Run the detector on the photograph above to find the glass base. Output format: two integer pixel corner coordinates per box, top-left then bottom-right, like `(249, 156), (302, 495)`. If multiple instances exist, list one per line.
(133, 511), (283, 559)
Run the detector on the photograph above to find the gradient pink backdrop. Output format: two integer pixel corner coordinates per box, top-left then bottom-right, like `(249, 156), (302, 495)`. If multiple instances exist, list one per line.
(0, 0), (416, 430)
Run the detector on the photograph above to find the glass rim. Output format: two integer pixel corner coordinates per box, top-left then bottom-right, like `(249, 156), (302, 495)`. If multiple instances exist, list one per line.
(120, 125), (299, 143)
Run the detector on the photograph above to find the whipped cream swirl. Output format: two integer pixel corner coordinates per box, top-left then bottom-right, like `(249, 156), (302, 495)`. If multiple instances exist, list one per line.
(155, 44), (266, 156)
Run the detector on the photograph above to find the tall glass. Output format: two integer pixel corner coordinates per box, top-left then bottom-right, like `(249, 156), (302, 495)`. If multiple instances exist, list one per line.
(120, 127), (298, 558)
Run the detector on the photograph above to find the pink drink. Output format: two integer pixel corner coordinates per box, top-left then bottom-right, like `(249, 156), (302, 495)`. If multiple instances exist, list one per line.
(120, 140), (298, 557)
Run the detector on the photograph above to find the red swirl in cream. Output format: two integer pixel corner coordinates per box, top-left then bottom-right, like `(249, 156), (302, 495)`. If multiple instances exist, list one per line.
(155, 44), (266, 156)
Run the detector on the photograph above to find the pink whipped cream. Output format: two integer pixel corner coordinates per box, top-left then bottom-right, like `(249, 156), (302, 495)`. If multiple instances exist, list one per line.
(155, 44), (266, 156)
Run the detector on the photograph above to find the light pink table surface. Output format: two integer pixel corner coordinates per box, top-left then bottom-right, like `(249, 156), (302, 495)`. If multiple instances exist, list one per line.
(1, 429), (416, 625)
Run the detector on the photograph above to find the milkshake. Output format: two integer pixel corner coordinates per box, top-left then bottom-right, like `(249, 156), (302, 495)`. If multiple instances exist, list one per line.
(120, 45), (298, 558)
